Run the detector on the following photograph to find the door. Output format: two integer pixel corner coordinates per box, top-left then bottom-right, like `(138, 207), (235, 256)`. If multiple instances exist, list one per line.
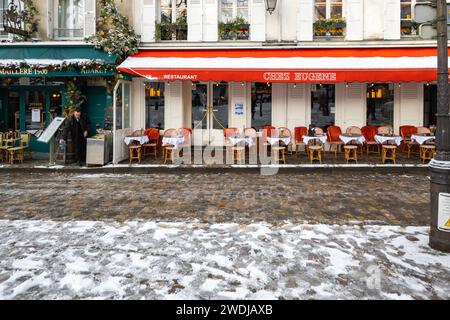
(113, 80), (132, 164)
(191, 82), (228, 146)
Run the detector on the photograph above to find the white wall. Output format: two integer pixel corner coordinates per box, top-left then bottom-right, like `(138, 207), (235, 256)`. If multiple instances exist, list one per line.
(131, 78), (146, 130)
(364, 0), (384, 40)
(271, 83), (288, 127)
(164, 81), (185, 129)
(335, 83), (367, 129)
(394, 83), (424, 133)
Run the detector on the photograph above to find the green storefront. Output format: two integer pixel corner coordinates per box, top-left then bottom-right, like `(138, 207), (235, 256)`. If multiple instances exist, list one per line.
(0, 44), (116, 158)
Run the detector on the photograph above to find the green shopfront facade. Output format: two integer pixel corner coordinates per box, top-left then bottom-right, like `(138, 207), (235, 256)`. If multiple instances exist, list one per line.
(0, 44), (116, 157)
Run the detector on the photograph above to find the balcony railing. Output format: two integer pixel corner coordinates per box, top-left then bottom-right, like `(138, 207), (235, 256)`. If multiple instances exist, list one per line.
(53, 28), (84, 39)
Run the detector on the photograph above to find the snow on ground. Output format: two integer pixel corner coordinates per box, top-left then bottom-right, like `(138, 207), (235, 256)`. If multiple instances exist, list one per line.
(0, 220), (448, 300)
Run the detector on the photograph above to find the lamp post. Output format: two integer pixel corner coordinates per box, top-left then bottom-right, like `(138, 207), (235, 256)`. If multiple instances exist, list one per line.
(265, 0), (278, 14)
(429, 0), (450, 252)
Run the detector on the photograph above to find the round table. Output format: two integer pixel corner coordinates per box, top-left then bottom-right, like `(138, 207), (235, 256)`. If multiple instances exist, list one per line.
(302, 135), (327, 145)
(411, 134), (435, 145)
(228, 136), (254, 147)
(374, 135), (403, 146)
(162, 135), (185, 148)
(267, 137), (291, 146)
(339, 134), (366, 145)
(124, 136), (149, 145)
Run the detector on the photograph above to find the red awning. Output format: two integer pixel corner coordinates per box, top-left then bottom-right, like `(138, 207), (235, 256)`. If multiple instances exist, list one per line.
(117, 47), (446, 83)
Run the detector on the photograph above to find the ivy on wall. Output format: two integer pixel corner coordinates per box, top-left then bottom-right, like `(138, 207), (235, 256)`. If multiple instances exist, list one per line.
(85, 0), (140, 62)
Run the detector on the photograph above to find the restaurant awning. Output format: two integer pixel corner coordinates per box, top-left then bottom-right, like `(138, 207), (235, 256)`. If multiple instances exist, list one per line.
(0, 44), (117, 77)
(117, 47), (447, 83)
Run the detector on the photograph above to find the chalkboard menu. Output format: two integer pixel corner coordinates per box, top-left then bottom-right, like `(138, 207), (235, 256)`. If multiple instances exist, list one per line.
(37, 117), (65, 144)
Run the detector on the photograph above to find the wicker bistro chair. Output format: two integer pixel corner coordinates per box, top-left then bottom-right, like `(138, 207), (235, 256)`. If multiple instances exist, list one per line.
(142, 128), (160, 159)
(361, 125), (380, 157)
(377, 126), (392, 135)
(243, 127), (258, 160)
(268, 127), (292, 163)
(294, 126), (308, 156)
(20, 132), (31, 160)
(327, 125), (343, 159)
(162, 128), (179, 164)
(417, 126), (432, 134)
(345, 126), (364, 155)
(178, 128), (192, 161)
(400, 125), (418, 158)
(223, 128), (244, 164)
(307, 135), (324, 164)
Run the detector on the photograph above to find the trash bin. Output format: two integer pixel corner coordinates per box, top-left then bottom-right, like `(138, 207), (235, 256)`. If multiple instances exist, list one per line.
(86, 131), (113, 166)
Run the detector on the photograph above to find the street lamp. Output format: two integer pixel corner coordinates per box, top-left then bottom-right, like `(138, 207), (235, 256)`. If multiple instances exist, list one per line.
(265, 0), (278, 14)
(430, 0), (450, 252)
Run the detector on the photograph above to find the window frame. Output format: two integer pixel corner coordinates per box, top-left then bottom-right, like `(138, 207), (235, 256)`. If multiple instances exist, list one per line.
(219, 0), (249, 23)
(314, 0), (343, 20)
(158, 0), (187, 41)
(53, 0), (85, 40)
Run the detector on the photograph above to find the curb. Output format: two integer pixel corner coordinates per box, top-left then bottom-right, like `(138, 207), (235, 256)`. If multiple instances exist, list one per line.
(0, 164), (430, 174)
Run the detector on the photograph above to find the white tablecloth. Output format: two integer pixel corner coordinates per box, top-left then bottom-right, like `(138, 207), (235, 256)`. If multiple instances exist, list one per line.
(374, 135), (403, 146)
(228, 136), (254, 147)
(411, 134), (435, 145)
(267, 137), (291, 146)
(124, 136), (149, 145)
(339, 134), (366, 145)
(302, 135), (328, 145)
(162, 136), (185, 148)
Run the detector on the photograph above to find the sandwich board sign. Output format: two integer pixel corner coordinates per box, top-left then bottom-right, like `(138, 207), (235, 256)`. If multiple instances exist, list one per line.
(438, 193), (450, 232)
(37, 117), (65, 144)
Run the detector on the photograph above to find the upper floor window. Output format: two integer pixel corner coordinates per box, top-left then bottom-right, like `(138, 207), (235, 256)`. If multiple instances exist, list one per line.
(0, 1), (9, 37)
(158, 0), (187, 41)
(219, 0), (249, 40)
(314, 0), (342, 20)
(314, 0), (344, 37)
(55, 0), (85, 39)
(401, 0), (428, 36)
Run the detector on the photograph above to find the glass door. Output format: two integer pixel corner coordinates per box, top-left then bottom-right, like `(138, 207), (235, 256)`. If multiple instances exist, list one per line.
(191, 82), (228, 146)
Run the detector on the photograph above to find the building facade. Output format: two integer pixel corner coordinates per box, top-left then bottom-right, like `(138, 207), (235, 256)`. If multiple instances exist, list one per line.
(0, 0), (131, 157)
(109, 0), (444, 162)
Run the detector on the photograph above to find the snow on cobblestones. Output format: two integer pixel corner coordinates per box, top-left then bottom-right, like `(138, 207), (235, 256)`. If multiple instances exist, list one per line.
(0, 219), (448, 299)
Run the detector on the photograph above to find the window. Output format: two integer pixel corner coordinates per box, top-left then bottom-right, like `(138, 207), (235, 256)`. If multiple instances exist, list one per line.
(0, 1), (8, 37)
(314, 0), (344, 36)
(220, 0), (248, 22)
(55, 0), (84, 38)
(366, 83), (395, 127)
(219, 0), (249, 40)
(401, 0), (428, 36)
(159, 0), (187, 40)
(145, 82), (165, 130)
(423, 84), (437, 127)
(25, 91), (46, 130)
(251, 83), (271, 130)
(314, 0), (342, 20)
(311, 84), (335, 129)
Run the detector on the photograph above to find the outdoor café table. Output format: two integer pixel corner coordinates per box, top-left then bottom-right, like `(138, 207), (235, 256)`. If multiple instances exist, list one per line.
(374, 134), (403, 146)
(266, 136), (291, 146)
(228, 136), (254, 147)
(302, 134), (328, 145)
(162, 135), (185, 148)
(124, 136), (149, 145)
(411, 133), (435, 145)
(339, 134), (366, 145)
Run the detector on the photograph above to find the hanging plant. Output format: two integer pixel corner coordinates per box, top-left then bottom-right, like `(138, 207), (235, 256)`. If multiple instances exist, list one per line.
(85, 0), (141, 62)
(63, 81), (86, 117)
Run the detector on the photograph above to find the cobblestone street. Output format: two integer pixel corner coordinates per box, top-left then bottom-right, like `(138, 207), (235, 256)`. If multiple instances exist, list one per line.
(1, 170), (448, 300)
(0, 171), (430, 225)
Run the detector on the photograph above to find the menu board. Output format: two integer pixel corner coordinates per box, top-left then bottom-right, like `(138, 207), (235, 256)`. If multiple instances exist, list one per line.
(37, 117), (65, 144)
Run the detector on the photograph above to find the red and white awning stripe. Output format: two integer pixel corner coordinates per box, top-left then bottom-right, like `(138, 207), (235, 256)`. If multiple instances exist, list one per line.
(117, 47), (446, 83)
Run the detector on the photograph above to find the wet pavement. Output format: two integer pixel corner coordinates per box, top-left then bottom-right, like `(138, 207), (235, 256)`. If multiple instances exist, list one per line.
(0, 171), (430, 225)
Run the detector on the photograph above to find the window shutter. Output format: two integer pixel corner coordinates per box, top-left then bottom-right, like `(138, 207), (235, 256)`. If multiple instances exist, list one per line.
(297, 0), (313, 42)
(384, 0), (400, 40)
(250, 0), (265, 41)
(203, 0), (218, 41)
(84, 0), (96, 38)
(188, 0), (203, 41)
(346, 0), (363, 41)
(142, 0), (156, 42)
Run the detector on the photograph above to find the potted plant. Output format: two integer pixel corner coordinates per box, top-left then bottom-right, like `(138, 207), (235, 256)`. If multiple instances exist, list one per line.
(313, 19), (329, 37)
(329, 17), (346, 36)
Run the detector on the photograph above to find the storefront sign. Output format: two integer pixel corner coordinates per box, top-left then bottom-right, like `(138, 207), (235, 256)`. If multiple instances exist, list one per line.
(438, 193), (450, 232)
(2, 1), (31, 37)
(0, 68), (114, 78)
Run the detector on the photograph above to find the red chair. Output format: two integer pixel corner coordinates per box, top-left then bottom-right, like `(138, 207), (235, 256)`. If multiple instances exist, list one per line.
(400, 125), (418, 157)
(223, 127), (238, 138)
(294, 126), (308, 155)
(143, 128), (160, 159)
(361, 125), (380, 157)
(327, 125), (343, 158)
(262, 125), (275, 137)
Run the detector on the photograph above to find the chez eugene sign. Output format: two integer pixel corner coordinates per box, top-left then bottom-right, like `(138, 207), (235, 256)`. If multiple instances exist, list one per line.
(160, 72), (337, 82)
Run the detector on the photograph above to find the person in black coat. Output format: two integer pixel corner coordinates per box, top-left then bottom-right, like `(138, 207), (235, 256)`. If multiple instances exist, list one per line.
(60, 108), (90, 165)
